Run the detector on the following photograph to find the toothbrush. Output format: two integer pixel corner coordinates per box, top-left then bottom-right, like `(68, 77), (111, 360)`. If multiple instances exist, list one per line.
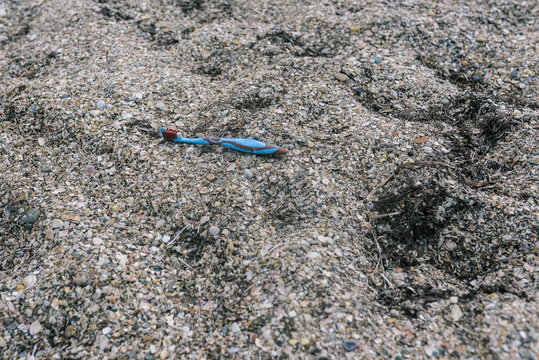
(161, 128), (288, 156)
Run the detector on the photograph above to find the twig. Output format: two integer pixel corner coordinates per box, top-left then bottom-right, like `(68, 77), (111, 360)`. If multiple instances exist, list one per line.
(242, 284), (255, 298)
(167, 223), (191, 247)
(366, 161), (456, 201)
(370, 211), (401, 219)
(381, 273), (394, 288)
(178, 256), (193, 270)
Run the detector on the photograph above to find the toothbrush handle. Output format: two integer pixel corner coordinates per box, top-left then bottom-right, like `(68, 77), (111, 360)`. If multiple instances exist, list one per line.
(204, 136), (288, 155)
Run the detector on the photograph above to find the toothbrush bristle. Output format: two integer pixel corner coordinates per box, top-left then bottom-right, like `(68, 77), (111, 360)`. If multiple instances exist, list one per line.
(162, 128), (179, 141)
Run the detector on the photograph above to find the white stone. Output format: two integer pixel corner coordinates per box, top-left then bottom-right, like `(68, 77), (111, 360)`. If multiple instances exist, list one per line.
(230, 322), (241, 333)
(51, 219), (64, 229)
(209, 226), (220, 236)
(450, 304), (463, 322)
(30, 321), (42, 335)
(96, 100), (106, 110)
(23, 274), (37, 288)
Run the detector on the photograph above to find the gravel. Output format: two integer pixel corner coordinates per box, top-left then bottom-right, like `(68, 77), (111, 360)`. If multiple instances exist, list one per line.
(0, 0), (537, 359)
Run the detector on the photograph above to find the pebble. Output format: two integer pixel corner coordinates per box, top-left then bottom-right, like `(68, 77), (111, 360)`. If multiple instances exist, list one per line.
(220, 219), (228, 227)
(334, 73), (348, 82)
(186, 147), (195, 154)
(243, 169), (253, 178)
(161, 235), (171, 243)
(65, 325), (76, 338)
(51, 219), (64, 229)
(23, 209), (40, 224)
(41, 164), (52, 173)
(423, 146), (434, 153)
(133, 93), (143, 102)
(23, 274), (37, 287)
(374, 57), (381, 64)
(307, 251), (320, 260)
(230, 322), (241, 333)
(0, 336), (5, 348)
(227, 347), (239, 354)
(93, 238), (104, 246)
(450, 304), (463, 322)
(209, 226), (220, 236)
(307, 141), (315, 148)
(85, 165), (96, 174)
(122, 113), (133, 120)
(390, 309), (399, 318)
(96, 100), (106, 110)
(510, 70), (518, 79)
(156, 102), (166, 111)
(73, 277), (87, 286)
(342, 341), (357, 352)
(30, 321), (42, 335)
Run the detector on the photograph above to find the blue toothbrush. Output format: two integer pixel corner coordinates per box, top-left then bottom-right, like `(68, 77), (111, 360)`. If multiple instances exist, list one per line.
(161, 128), (288, 155)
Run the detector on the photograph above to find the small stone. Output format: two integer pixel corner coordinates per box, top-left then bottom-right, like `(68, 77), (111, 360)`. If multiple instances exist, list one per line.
(289, 338), (298, 345)
(23, 274), (37, 287)
(65, 325), (76, 338)
(44, 228), (54, 240)
(220, 220), (228, 227)
(209, 226), (220, 236)
(23, 209), (40, 224)
(335, 73), (348, 82)
(415, 136), (428, 144)
(307, 141), (315, 148)
(186, 147), (195, 154)
(133, 93), (143, 102)
(122, 113), (133, 120)
(96, 100), (106, 110)
(450, 304), (463, 322)
(342, 341), (357, 352)
(307, 251), (320, 260)
(230, 322), (241, 333)
(51, 219), (64, 229)
(73, 277), (87, 286)
(227, 348), (239, 354)
(41, 164), (52, 173)
(30, 321), (42, 335)
(390, 309), (399, 318)
(93, 238), (104, 246)
(374, 57), (381, 64)
(0, 336), (6, 348)
(450, 296), (458, 304)
(423, 146), (434, 153)
(38, 137), (45, 146)
(510, 70), (518, 79)
(162, 235), (170, 243)
(243, 169), (253, 178)
(206, 173), (215, 181)
(156, 102), (166, 111)
(300, 338), (309, 346)
(85, 165), (96, 174)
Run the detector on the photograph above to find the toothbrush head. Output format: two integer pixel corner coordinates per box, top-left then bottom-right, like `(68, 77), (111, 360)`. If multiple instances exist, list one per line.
(161, 128), (180, 141)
